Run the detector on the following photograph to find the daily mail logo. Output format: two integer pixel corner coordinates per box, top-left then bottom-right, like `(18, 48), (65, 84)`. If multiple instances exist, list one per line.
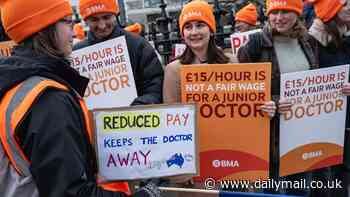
(85, 4), (107, 15)
(182, 11), (202, 21)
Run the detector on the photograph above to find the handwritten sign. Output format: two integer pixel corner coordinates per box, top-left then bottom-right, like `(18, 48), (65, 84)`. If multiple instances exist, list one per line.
(93, 104), (198, 181)
(71, 36), (137, 109)
(0, 41), (16, 57)
(181, 63), (271, 181)
(280, 65), (349, 176)
(230, 29), (261, 58)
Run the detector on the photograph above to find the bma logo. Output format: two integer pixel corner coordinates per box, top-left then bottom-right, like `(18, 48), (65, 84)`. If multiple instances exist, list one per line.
(182, 11), (202, 21)
(85, 4), (106, 15)
(212, 160), (239, 168)
(269, 0), (287, 9)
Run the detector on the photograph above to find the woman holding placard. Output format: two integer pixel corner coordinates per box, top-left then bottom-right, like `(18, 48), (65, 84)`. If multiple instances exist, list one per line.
(237, 0), (319, 196)
(163, 1), (276, 195)
(0, 0), (160, 196)
(163, 0), (276, 118)
(308, 0), (350, 196)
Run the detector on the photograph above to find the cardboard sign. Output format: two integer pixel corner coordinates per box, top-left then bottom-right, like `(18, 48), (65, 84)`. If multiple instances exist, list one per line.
(280, 65), (349, 176)
(181, 63), (271, 181)
(0, 41), (16, 57)
(230, 29), (262, 58)
(93, 104), (198, 181)
(71, 36), (137, 110)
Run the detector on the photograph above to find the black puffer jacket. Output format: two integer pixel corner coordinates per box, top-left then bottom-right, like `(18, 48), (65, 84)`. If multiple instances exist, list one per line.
(0, 46), (159, 197)
(74, 26), (163, 105)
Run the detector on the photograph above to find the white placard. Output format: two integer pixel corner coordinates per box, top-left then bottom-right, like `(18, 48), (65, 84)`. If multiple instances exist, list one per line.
(71, 36), (137, 110)
(279, 65), (349, 175)
(93, 104), (198, 181)
(230, 29), (262, 59)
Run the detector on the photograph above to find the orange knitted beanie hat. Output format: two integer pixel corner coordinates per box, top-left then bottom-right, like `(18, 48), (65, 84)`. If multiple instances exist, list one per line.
(79, 0), (119, 20)
(0, 0), (72, 43)
(179, 0), (216, 33)
(308, 0), (343, 22)
(235, 3), (257, 26)
(267, 0), (303, 16)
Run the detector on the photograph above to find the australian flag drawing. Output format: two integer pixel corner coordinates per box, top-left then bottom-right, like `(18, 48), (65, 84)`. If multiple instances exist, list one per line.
(166, 153), (184, 168)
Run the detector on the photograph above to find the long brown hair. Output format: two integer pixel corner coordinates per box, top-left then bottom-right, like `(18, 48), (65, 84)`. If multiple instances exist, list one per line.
(179, 36), (230, 64)
(21, 23), (65, 59)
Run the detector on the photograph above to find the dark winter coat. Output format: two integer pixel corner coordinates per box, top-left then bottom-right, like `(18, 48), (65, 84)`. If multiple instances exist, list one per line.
(0, 46), (154, 197)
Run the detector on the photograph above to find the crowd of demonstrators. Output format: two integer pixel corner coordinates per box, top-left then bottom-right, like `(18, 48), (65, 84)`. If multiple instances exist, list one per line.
(0, 0), (350, 196)
(74, 0), (163, 105)
(234, 3), (258, 33)
(308, 0), (350, 196)
(0, 0), (161, 196)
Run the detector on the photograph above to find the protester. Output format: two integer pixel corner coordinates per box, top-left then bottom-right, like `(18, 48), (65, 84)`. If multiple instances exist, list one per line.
(0, 0), (160, 196)
(238, 0), (319, 195)
(235, 3), (258, 32)
(74, 0), (163, 105)
(163, 1), (275, 196)
(163, 0), (232, 104)
(308, 0), (350, 196)
(164, 0), (275, 114)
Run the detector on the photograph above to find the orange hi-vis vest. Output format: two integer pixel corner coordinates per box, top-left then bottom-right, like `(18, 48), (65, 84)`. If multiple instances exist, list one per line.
(0, 76), (130, 196)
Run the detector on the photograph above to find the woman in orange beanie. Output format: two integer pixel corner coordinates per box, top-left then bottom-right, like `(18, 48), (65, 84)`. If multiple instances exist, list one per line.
(238, 0), (319, 195)
(163, 2), (276, 193)
(164, 0), (230, 103)
(235, 3), (258, 32)
(0, 0), (160, 197)
(308, 0), (350, 196)
(164, 0), (276, 118)
(164, 0), (275, 116)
